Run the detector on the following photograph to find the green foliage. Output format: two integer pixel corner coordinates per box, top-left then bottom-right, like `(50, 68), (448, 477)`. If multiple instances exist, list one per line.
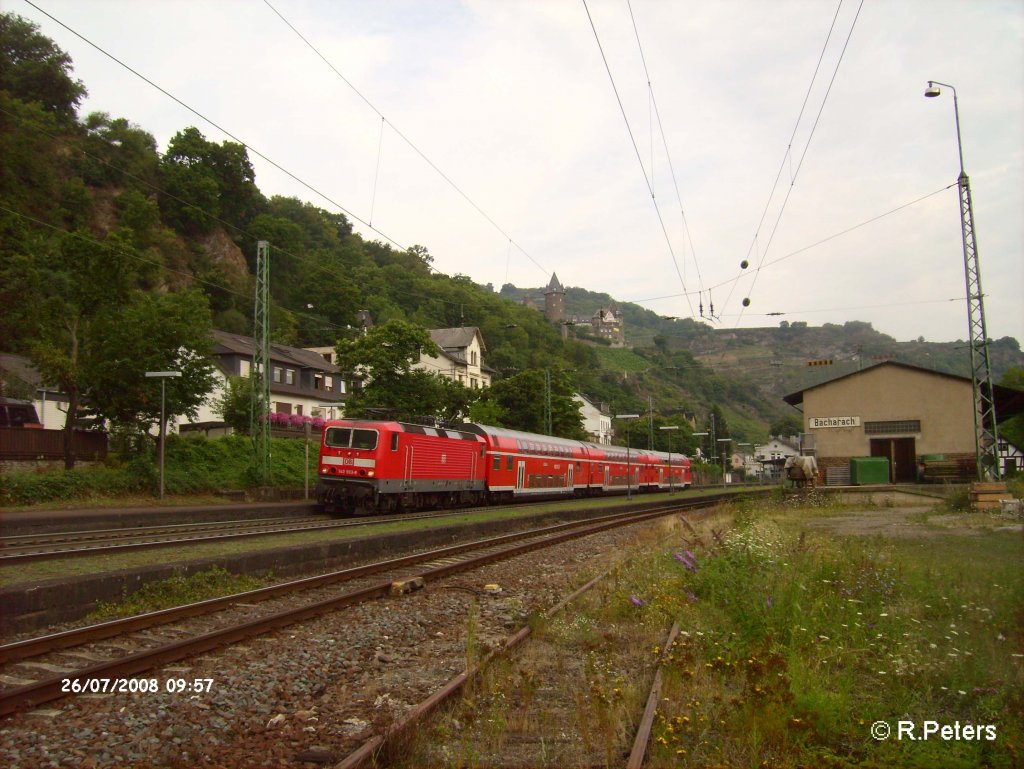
(0, 13), (86, 124)
(4, 17), (1022, 466)
(0, 465), (148, 506)
(214, 375), (253, 433)
(0, 434), (319, 506)
(89, 567), (269, 620)
(477, 367), (585, 438)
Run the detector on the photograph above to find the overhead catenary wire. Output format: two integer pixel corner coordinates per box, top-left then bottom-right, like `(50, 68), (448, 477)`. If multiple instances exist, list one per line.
(726, 0), (865, 325)
(20, 0), (408, 252)
(627, 0), (706, 301)
(581, 0), (695, 320)
(0, 103), (547, 331)
(261, 0), (551, 280)
(17, 0), (552, 321)
(623, 182), (956, 306)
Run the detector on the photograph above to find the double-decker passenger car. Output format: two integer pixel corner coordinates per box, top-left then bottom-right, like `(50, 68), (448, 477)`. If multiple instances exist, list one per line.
(316, 419), (692, 515)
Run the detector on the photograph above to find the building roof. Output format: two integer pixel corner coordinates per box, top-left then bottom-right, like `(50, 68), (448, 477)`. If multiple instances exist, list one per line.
(0, 353), (50, 392)
(213, 330), (342, 373)
(782, 360), (1024, 426)
(429, 327), (486, 355)
(545, 273), (564, 294)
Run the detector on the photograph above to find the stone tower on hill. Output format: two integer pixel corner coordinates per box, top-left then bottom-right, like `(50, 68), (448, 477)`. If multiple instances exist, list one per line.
(544, 273), (565, 324)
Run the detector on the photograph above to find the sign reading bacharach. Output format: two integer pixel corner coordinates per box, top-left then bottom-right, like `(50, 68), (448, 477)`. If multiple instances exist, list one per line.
(808, 416), (861, 429)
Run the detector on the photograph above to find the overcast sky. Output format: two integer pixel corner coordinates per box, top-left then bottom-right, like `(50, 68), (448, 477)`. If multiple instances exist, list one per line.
(14, 0), (1024, 344)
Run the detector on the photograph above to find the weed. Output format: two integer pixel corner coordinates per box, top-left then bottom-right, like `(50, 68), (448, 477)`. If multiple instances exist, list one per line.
(88, 567), (269, 619)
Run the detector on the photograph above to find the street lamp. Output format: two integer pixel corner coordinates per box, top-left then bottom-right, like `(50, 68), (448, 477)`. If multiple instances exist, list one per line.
(145, 371), (182, 500)
(614, 414), (640, 499)
(924, 81), (1000, 481)
(659, 425), (680, 492)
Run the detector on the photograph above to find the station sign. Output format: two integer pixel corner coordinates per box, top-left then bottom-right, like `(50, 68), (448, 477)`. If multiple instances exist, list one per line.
(808, 416), (860, 429)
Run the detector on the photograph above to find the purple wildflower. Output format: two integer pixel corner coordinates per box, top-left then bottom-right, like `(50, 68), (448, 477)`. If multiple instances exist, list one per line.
(766, 596), (773, 608)
(673, 551), (698, 573)
(685, 589), (698, 603)
(629, 595), (645, 607)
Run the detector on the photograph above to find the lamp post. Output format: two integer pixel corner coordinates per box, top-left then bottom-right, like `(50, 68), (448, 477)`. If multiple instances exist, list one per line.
(145, 371), (182, 500)
(614, 414), (640, 499)
(659, 425), (680, 492)
(717, 438), (733, 487)
(924, 81), (1000, 481)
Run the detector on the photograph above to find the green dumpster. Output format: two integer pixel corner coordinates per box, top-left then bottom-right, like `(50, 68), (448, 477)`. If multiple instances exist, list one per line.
(850, 456), (890, 485)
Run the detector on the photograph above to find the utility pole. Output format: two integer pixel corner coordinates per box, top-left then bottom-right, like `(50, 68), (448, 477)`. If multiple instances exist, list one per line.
(544, 369), (552, 435)
(250, 240), (271, 485)
(925, 81), (1000, 481)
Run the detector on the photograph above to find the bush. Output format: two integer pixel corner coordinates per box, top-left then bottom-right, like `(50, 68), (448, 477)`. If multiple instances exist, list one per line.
(0, 434), (319, 507)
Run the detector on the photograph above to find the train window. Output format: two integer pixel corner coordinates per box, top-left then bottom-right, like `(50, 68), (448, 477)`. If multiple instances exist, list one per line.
(325, 427), (379, 450)
(493, 456), (501, 471)
(351, 430), (378, 450)
(324, 427), (351, 448)
(391, 433), (399, 452)
(506, 456), (514, 471)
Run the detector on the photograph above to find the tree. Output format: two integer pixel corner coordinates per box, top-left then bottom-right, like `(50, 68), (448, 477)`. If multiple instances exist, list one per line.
(214, 375), (253, 433)
(158, 127), (263, 235)
(997, 368), (1024, 462)
(769, 413), (803, 438)
(335, 320), (474, 422)
(0, 13), (86, 123)
(82, 289), (218, 431)
(478, 368), (585, 439)
(13, 225), (215, 467)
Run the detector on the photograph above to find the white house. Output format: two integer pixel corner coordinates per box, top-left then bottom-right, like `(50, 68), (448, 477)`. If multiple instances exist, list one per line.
(574, 394), (612, 444)
(180, 330), (348, 435)
(414, 327), (493, 390)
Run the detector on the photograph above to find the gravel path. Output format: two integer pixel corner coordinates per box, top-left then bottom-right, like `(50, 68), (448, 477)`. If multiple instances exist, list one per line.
(0, 514), (682, 768)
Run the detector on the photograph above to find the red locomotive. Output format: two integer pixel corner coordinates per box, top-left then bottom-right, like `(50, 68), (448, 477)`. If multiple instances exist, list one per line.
(316, 419), (692, 516)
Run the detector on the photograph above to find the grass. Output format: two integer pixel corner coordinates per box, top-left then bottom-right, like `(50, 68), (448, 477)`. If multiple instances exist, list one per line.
(86, 566), (270, 620)
(644, 502), (1024, 768)
(404, 496), (1024, 768)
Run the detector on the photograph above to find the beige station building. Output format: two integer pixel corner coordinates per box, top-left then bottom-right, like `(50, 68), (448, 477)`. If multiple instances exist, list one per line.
(783, 361), (1024, 484)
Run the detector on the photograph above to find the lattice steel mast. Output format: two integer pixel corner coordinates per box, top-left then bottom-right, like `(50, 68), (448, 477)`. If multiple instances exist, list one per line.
(250, 240), (271, 484)
(925, 81), (1000, 481)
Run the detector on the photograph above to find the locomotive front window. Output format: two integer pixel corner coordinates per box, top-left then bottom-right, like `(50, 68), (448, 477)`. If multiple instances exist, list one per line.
(325, 427), (352, 448)
(324, 427), (378, 450)
(351, 429), (378, 450)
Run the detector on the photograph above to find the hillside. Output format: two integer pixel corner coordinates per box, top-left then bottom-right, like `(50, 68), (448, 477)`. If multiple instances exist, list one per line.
(2, 12), (1021, 454)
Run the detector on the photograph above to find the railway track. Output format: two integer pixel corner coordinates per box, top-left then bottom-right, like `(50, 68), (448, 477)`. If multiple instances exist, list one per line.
(0, 497), (726, 718)
(0, 506), (527, 565)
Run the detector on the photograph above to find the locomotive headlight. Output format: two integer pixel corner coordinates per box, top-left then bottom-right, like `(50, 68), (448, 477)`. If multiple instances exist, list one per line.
(368, 470), (375, 477)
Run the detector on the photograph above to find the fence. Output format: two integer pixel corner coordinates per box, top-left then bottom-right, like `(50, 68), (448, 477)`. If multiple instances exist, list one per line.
(0, 427), (108, 462)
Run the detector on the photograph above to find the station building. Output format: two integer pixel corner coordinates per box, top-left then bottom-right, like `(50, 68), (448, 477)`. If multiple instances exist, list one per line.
(782, 361), (1024, 484)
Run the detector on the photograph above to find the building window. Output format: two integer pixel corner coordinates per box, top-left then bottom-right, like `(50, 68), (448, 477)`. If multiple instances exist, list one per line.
(314, 374), (324, 390)
(273, 367), (283, 383)
(240, 359), (251, 376)
(285, 369), (295, 385)
(864, 420), (921, 435)
(325, 376), (333, 392)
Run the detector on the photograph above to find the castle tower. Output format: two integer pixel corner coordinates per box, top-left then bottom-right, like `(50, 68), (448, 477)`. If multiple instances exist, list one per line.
(544, 272), (565, 324)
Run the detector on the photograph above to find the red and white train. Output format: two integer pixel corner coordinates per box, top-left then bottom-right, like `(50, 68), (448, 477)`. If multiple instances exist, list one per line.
(315, 419), (692, 515)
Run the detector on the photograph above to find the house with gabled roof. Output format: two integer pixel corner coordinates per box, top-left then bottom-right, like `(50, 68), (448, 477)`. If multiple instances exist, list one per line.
(783, 360), (1024, 483)
(179, 330), (348, 435)
(414, 327), (493, 390)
